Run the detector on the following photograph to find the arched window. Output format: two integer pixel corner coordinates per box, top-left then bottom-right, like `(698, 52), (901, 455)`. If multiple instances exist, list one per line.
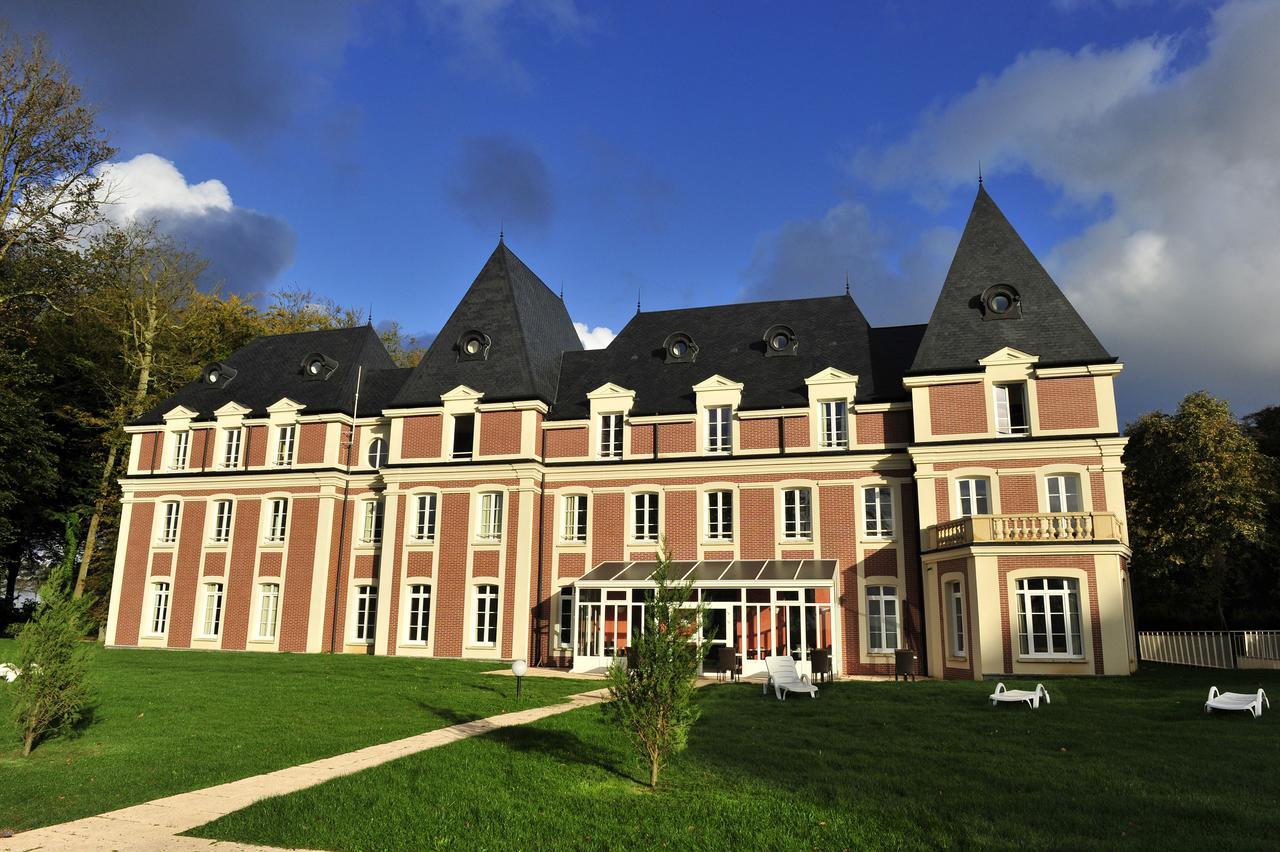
(367, 437), (387, 468)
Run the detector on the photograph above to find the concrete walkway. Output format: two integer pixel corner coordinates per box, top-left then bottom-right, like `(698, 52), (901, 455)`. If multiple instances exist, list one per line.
(3, 688), (609, 852)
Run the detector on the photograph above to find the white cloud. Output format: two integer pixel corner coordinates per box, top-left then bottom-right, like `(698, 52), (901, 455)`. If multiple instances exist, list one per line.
(853, 0), (1280, 417)
(574, 321), (615, 349)
(96, 154), (296, 293)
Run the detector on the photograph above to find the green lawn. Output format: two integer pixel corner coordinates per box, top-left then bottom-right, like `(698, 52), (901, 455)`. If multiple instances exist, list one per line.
(0, 639), (592, 833)
(190, 666), (1280, 851)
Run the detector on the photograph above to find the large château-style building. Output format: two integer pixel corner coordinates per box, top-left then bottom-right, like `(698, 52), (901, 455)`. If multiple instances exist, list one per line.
(104, 186), (1137, 680)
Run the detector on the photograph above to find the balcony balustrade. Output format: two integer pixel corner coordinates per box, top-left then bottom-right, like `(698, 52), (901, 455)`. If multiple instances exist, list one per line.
(924, 512), (1124, 551)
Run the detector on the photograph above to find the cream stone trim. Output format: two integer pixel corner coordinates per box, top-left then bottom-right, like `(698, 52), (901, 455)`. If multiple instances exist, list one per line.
(909, 436), (1127, 467)
(105, 499), (135, 645)
(693, 375), (744, 457)
(213, 400), (251, 421)
(736, 407), (807, 420)
(306, 493), (338, 652)
(697, 481), (740, 557)
(854, 401), (912, 413)
(978, 347), (1039, 367)
(520, 409), (538, 458)
(541, 419), (590, 429)
(477, 399), (548, 413)
(902, 372), (985, 388)
(587, 383), (635, 462)
(440, 384), (484, 414)
(623, 485), (665, 547)
(163, 405), (199, 425)
(772, 480), (820, 557)
(510, 482), (536, 660)
(806, 368), (858, 452)
(383, 405), (446, 417)
(265, 398), (306, 421)
(539, 451), (909, 483)
(1034, 362), (1124, 378)
(627, 413), (696, 425)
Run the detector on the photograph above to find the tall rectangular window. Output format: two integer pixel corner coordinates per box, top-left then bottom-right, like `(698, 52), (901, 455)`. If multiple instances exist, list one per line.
(820, 400), (849, 449)
(994, 383), (1029, 436)
(354, 585), (378, 642)
(863, 486), (894, 538)
(266, 498), (289, 543)
(257, 583), (280, 640)
(477, 492), (504, 541)
(474, 584), (498, 646)
(221, 427), (242, 468)
(599, 413), (623, 458)
(557, 587), (574, 649)
(275, 424), (297, 466)
(706, 406), (732, 454)
(452, 414), (474, 460)
(150, 582), (171, 635)
(706, 490), (733, 541)
(947, 580), (966, 656)
(160, 501), (180, 544)
(407, 584), (431, 644)
(171, 431), (190, 470)
(866, 585), (899, 652)
(1017, 578), (1082, 657)
(211, 500), (233, 543)
(782, 488), (812, 540)
(412, 493), (437, 541)
(633, 492), (659, 542)
(957, 478), (991, 516)
(562, 494), (587, 542)
(1046, 474), (1083, 513)
(361, 499), (384, 544)
(201, 582), (224, 638)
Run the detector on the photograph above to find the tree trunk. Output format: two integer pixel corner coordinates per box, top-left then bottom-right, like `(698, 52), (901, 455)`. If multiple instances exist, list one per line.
(23, 728), (35, 757)
(74, 439), (121, 598)
(0, 540), (21, 635)
(649, 756), (659, 788)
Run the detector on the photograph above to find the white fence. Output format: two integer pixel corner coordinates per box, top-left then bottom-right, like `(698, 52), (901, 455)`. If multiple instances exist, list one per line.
(1138, 630), (1280, 669)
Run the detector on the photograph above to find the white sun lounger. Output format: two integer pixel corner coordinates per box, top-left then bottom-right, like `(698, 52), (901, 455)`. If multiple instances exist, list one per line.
(0, 663), (18, 683)
(1204, 687), (1269, 719)
(763, 655), (818, 700)
(989, 682), (1050, 709)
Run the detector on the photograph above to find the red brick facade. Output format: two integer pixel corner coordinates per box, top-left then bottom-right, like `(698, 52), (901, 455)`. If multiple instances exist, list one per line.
(930, 383), (988, 435)
(1036, 376), (1099, 430)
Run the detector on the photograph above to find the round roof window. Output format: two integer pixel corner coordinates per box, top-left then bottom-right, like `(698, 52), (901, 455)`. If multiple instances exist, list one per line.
(465, 338), (482, 355)
(207, 369), (220, 384)
(990, 293), (1012, 313)
(307, 359), (324, 375)
(670, 340), (688, 358)
(770, 332), (790, 351)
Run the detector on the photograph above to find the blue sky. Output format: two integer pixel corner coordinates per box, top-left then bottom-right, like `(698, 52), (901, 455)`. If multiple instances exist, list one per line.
(10, 0), (1279, 423)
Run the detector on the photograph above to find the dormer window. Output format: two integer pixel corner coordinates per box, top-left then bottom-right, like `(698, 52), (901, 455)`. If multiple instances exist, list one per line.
(663, 332), (697, 364)
(981, 285), (1022, 320)
(457, 331), (491, 362)
(367, 437), (387, 468)
(994, 383), (1029, 436)
(170, 431), (190, 470)
(599, 414), (623, 459)
(204, 362), (237, 386)
(274, 424), (297, 466)
(707, 406), (732, 454)
(301, 353), (338, 380)
(763, 324), (798, 356)
(452, 414), (475, 460)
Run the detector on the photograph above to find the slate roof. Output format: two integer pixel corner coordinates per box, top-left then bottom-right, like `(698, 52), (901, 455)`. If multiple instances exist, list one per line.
(909, 185), (1114, 375)
(135, 325), (401, 425)
(549, 295), (918, 420)
(390, 242), (582, 409)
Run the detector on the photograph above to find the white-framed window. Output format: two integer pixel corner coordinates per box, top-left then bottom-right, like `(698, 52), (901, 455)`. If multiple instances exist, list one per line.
(782, 488), (812, 540)
(274, 424), (297, 466)
(354, 585), (378, 642)
(361, 499), (384, 544)
(1046, 474), (1083, 513)
(477, 491), (504, 541)
(473, 584), (499, 646)
(599, 413), (623, 459)
(150, 582), (171, 635)
(211, 500), (233, 544)
(706, 490), (733, 541)
(159, 501), (180, 544)
(200, 582), (224, 638)
(863, 486), (894, 539)
(994, 383), (1029, 436)
(412, 493), (437, 542)
(451, 414), (475, 460)
(707, 406), (732, 454)
(947, 580), (965, 657)
(367, 437), (387, 468)
(266, 498), (289, 543)
(633, 492), (659, 542)
(866, 585), (899, 652)
(556, 586), (574, 649)
(957, 478), (991, 516)
(820, 400), (849, 449)
(1016, 577), (1083, 657)
(221, 427), (242, 468)
(562, 494), (587, 542)
(171, 430), (190, 470)
(257, 583), (280, 640)
(407, 584), (431, 644)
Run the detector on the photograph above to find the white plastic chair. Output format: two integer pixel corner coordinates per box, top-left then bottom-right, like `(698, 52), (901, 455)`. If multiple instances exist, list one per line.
(763, 655), (818, 700)
(989, 682), (1050, 709)
(1204, 687), (1269, 719)
(0, 663), (18, 683)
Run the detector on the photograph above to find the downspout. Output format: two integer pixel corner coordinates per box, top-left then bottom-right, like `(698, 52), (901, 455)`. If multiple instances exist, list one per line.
(329, 366), (362, 653)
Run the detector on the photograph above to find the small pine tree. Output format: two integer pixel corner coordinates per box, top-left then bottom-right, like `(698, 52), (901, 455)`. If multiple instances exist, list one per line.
(10, 513), (94, 756)
(604, 547), (707, 788)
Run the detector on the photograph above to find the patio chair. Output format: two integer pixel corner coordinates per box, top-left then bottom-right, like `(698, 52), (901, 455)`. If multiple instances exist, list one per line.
(1204, 687), (1269, 719)
(763, 655), (818, 700)
(0, 663), (17, 683)
(810, 649), (832, 684)
(714, 646), (740, 682)
(989, 682), (1050, 709)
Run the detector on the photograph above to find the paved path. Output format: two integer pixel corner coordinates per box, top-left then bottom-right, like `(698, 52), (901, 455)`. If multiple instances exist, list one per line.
(4, 688), (609, 852)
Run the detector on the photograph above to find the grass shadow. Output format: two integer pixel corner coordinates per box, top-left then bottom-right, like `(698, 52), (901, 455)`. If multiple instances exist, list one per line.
(482, 723), (636, 783)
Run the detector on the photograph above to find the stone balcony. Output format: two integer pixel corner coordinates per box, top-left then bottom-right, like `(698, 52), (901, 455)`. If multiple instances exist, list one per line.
(923, 512), (1125, 551)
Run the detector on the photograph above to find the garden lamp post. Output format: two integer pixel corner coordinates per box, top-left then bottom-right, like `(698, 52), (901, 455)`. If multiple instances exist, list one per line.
(512, 659), (527, 698)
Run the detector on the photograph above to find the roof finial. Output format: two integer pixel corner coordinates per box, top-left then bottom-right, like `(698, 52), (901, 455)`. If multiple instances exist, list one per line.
(368, 303), (374, 327)
(978, 160), (983, 187)
(499, 219), (504, 244)
(559, 281), (564, 301)
(636, 287), (642, 314)
(844, 270), (850, 296)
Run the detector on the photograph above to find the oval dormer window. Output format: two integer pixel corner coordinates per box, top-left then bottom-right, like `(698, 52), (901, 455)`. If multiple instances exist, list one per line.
(457, 330), (491, 362)
(203, 362), (237, 387)
(981, 285), (1022, 321)
(671, 340), (687, 357)
(663, 332), (697, 364)
(763, 324), (798, 356)
(301, 353), (338, 380)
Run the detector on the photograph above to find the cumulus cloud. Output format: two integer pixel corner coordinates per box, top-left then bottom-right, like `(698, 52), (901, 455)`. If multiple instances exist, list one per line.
(574, 321), (616, 349)
(99, 154), (296, 293)
(852, 0), (1280, 418)
(419, 0), (594, 91)
(742, 200), (956, 326)
(445, 135), (554, 232)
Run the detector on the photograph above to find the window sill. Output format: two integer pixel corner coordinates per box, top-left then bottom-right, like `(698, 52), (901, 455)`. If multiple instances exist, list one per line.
(206, 541), (231, 549)
(473, 539), (503, 547)
(862, 536), (898, 544)
(153, 542), (177, 550)
(193, 635), (220, 642)
(558, 540), (588, 548)
(1017, 655), (1086, 663)
(466, 644), (498, 651)
(701, 540), (735, 547)
(248, 638), (276, 645)
(261, 541), (286, 549)
(406, 539), (437, 547)
(781, 538), (814, 545)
